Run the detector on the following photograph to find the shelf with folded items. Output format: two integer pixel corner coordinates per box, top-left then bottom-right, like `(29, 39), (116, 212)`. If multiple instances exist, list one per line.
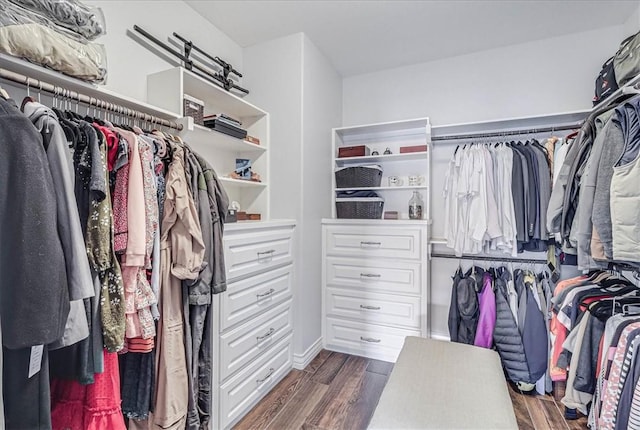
(178, 118), (267, 154)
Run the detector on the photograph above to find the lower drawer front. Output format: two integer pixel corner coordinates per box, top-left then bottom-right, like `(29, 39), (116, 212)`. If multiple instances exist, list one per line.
(325, 317), (421, 362)
(220, 335), (292, 429)
(326, 288), (421, 329)
(220, 299), (293, 381)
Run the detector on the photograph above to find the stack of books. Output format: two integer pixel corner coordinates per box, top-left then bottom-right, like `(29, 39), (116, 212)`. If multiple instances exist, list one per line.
(203, 113), (248, 139)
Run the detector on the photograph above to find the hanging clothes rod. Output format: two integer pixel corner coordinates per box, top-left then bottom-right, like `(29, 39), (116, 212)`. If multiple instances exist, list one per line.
(0, 67), (183, 131)
(431, 123), (581, 142)
(430, 252), (547, 264)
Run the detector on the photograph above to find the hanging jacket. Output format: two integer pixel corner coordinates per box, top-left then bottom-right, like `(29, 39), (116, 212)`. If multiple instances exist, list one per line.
(474, 271), (496, 348)
(491, 267), (533, 384)
(448, 267), (482, 345)
(519, 271), (548, 382)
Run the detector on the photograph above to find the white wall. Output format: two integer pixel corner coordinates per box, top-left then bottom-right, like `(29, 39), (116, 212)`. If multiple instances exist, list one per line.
(343, 25), (625, 127)
(301, 35), (343, 356)
(624, 2), (640, 38)
(86, 1), (243, 103)
(244, 34), (304, 222)
(244, 33), (342, 361)
(343, 25), (627, 338)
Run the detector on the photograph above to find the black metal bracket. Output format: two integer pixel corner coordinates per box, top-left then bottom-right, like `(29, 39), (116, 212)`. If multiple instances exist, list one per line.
(132, 25), (249, 96)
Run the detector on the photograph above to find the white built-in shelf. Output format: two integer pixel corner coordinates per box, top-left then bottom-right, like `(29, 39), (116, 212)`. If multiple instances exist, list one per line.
(335, 117), (431, 141)
(179, 119), (266, 154)
(182, 68), (266, 119)
(335, 152), (428, 166)
(336, 185), (428, 192)
(147, 67), (271, 220)
(219, 177), (267, 188)
(322, 218), (430, 225)
(0, 53), (181, 122)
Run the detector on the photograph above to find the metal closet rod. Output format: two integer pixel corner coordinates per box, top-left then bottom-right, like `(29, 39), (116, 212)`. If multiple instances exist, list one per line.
(0, 68), (183, 131)
(430, 252), (547, 264)
(431, 123), (581, 142)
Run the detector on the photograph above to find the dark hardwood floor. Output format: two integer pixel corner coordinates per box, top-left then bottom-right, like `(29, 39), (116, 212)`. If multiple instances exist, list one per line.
(233, 350), (588, 430)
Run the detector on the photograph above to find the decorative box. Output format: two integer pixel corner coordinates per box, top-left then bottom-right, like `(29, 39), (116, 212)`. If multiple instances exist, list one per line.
(338, 145), (370, 158)
(400, 145), (428, 154)
(183, 94), (204, 125)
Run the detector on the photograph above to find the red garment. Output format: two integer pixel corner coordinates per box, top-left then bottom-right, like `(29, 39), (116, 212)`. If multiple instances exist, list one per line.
(94, 125), (119, 172)
(51, 350), (126, 430)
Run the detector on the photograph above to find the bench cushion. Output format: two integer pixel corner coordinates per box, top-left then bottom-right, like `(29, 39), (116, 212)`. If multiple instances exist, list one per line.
(369, 336), (518, 429)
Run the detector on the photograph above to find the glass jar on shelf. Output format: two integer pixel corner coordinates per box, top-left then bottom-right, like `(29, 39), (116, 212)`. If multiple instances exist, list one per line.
(408, 191), (423, 220)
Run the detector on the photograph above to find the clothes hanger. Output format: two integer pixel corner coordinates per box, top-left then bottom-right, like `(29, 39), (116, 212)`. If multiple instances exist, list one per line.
(0, 84), (8, 100)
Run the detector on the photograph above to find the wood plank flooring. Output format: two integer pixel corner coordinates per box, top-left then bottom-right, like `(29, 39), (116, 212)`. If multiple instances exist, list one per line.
(233, 350), (588, 430)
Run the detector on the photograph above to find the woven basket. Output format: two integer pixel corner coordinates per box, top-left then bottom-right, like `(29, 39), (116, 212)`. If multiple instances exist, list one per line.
(336, 197), (384, 219)
(335, 165), (383, 188)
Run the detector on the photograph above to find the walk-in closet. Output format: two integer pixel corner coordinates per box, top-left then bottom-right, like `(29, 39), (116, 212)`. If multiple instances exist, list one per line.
(1, 1), (640, 429)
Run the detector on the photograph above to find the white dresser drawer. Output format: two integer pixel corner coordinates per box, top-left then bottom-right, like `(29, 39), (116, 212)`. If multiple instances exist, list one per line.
(221, 264), (293, 331)
(220, 334), (292, 429)
(224, 227), (294, 281)
(325, 317), (421, 363)
(326, 288), (421, 329)
(325, 256), (421, 295)
(325, 226), (422, 259)
(220, 299), (293, 381)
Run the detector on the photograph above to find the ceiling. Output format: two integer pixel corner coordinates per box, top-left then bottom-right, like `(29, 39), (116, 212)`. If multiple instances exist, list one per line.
(186, 0), (639, 77)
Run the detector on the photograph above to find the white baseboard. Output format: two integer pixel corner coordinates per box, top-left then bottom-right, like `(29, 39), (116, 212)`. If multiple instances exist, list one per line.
(430, 333), (451, 342)
(292, 337), (323, 370)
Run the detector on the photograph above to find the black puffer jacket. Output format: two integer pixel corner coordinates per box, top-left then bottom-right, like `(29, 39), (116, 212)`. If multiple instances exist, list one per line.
(492, 267), (534, 384)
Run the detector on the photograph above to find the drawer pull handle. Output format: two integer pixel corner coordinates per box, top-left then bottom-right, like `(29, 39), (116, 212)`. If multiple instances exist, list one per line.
(360, 273), (381, 278)
(257, 249), (276, 256)
(257, 367), (275, 384)
(360, 241), (381, 247)
(359, 305), (381, 310)
(256, 289), (276, 299)
(360, 336), (381, 343)
(256, 328), (275, 341)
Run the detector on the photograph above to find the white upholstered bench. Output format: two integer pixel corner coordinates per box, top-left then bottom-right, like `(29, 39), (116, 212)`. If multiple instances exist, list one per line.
(369, 336), (518, 430)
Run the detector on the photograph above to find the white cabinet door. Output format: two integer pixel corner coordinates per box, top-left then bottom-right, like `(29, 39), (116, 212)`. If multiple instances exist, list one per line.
(224, 227), (293, 281)
(325, 226), (422, 260)
(220, 299), (293, 381)
(221, 264), (293, 331)
(325, 256), (422, 295)
(325, 288), (421, 329)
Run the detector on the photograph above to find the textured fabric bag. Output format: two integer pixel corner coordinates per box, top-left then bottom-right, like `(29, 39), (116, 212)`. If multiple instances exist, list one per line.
(614, 31), (640, 87)
(593, 56), (618, 106)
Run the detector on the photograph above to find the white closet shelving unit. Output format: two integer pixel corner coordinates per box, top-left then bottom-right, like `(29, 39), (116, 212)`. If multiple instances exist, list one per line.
(331, 118), (432, 220)
(322, 118), (432, 363)
(147, 66), (270, 220)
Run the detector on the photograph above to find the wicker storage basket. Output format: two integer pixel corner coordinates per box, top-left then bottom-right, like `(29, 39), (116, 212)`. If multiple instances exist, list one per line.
(335, 165), (383, 188)
(336, 197), (384, 219)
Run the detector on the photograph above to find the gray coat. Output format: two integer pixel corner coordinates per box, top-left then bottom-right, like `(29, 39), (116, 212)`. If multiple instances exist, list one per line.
(492, 267), (532, 384)
(575, 110), (615, 270)
(0, 97), (69, 349)
(195, 153), (229, 294)
(24, 102), (95, 348)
